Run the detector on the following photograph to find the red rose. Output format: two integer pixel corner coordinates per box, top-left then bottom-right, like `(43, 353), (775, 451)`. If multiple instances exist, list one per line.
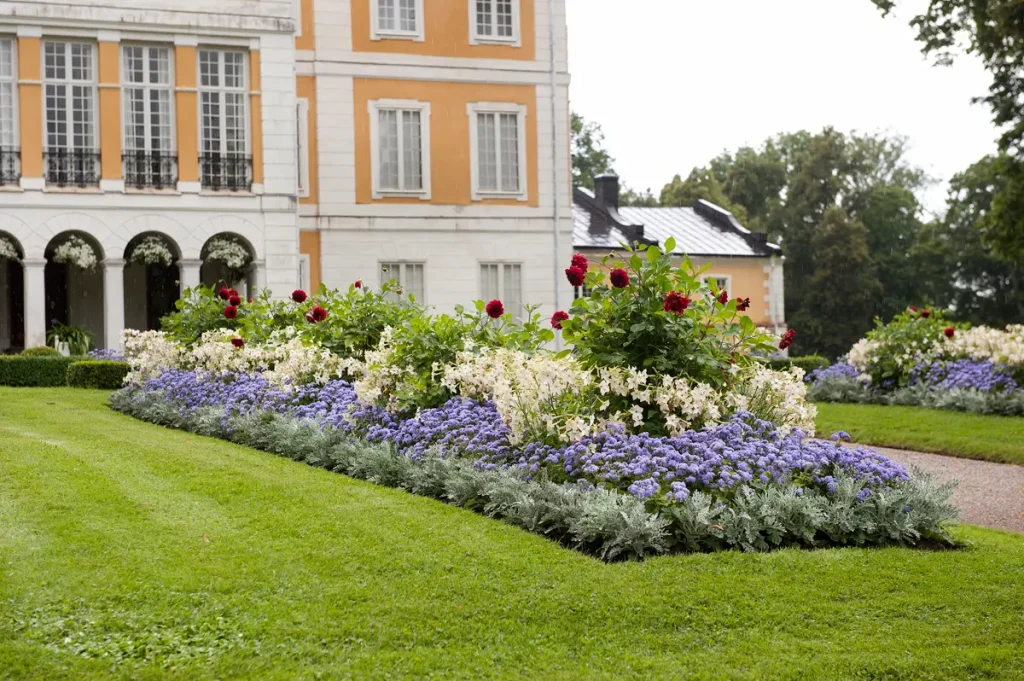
(737, 297), (751, 312)
(485, 299), (504, 319)
(228, 288), (239, 299)
(565, 265), (586, 287)
(921, 310), (932, 318)
(551, 310), (569, 329)
(292, 289), (307, 303)
(571, 254), (589, 273)
(218, 286), (230, 300)
(609, 268), (630, 288)
(717, 290), (729, 305)
(778, 328), (796, 350)
(231, 337), (245, 349)
(355, 280), (362, 289)
(909, 305), (919, 313)
(228, 294), (241, 306)
(223, 305), (238, 320)
(663, 291), (690, 314)
(308, 305), (328, 323)
(944, 326), (955, 338)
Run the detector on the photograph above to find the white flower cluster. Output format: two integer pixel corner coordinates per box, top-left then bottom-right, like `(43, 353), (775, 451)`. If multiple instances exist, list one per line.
(0, 235), (19, 261)
(130, 236), (174, 267)
(728, 364), (817, 435)
(53, 235), (98, 270)
(205, 237), (251, 271)
(123, 329), (184, 383)
(442, 347), (594, 445)
(948, 325), (1024, 366)
(353, 327), (409, 408)
(846, 338), (880, 373)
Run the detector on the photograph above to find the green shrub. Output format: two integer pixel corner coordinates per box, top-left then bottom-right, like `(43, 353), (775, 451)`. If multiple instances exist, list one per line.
(769, 355), (830, 374)
(20, 346), (60, 358)
(66, 361), (130, 389)
(47, 322), (93, 355)
(0, 356), (88, 387)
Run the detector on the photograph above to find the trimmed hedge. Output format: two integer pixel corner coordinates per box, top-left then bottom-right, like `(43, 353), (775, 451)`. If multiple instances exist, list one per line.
(0, 356), (89, 387)
(20, 346), (61, 358)
(66, 360), (130, 390)
(769, 355), (830, 375)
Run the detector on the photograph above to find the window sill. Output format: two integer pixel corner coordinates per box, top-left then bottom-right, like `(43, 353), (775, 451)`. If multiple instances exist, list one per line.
(373, 189), (431, 201)
(471, 191), (529, 202)
(125, 187), (182, 196)
(469, 36), (521, 47)
(199, 189), (254, 197)
(371, 32), (425, 42)
(43, 186), (103, 194)
(0, 184), (23, 192)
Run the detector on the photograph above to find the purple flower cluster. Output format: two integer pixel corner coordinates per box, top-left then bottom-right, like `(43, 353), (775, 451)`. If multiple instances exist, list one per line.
(910, 359), (1018, 393)
(806, 362), (861, 384)
(129, 369), (909, 505)
(88, 348), (126, 361)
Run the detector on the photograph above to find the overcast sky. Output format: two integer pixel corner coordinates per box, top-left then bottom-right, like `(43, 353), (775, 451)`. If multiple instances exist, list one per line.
(565, 0), (998, 215)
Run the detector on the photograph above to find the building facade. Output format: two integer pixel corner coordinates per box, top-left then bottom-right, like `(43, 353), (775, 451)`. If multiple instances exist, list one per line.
(295, 0), (573, 317)
(0, 0), (299, 352)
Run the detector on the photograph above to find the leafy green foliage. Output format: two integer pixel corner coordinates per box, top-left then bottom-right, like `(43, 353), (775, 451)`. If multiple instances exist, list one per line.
(0, 356), (88, 387)
(862, 308), (958, 388)
(47, 322), (93, 355)
(20, 346), (60, 358)
(768, 355), (830, 374)
(66, 361), (130, 390)
(570, 111), (615, 191)
(160, 285), (236, 345)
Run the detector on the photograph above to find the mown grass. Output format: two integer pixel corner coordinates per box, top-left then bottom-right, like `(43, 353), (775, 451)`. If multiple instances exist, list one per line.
(816, 402), (1024, 466)
(1, 388), (1023, 680)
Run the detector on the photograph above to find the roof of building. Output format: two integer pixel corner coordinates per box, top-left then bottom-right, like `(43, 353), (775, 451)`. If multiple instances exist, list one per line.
(572, 181), (782, 258)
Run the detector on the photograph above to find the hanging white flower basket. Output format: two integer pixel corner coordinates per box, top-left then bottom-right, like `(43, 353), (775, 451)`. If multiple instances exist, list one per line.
(129, 235), (175, 267)
(205, 236), (252, 282)
(0, 235), (19, 261)
(52, 235), (98, 271)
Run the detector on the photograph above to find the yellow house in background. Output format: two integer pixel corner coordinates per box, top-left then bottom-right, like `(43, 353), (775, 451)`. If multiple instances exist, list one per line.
(572, 175), (785, 331)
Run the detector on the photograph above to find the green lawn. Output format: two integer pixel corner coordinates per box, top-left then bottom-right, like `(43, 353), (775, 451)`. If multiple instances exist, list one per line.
(816, 402), (1024, 465)
(1, 389), (1023, 680)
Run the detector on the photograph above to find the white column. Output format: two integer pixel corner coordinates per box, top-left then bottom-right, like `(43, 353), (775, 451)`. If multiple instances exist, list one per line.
(103, 258), (125, 351)
(22, 258), (47, 349)
(178, 258), (202, 295)
(0, 264), (9, 351)
(252, 260), (267, 298)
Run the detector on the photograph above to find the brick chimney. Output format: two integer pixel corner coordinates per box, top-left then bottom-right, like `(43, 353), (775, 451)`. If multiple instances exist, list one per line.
(593, 173), (620, 209)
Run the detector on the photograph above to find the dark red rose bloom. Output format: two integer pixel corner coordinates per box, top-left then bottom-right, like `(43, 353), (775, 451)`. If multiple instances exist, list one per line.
(485, 299), (504, 319)
(909, 305), (919, 313)
(609, 268), (630, 288)
(736, 297), (751, 312)
(551, 310), (570, 329)
(921, 309), (932, 318)
(291, 289), (307, 303)
(778, 328), (796, 350)
(565, 265), (586, 287)
(355, 280), (362, 289)
(663, 291), (690, 314)
(218, 286), (230, 300)
(228, 288), (239, 299)
(231, 337), (245, 349)
(228, 294), (241, 306)
(717, 290), (729, 305)
(308, 305), (328, 323)
(570, 253), (589, 273)
(944, 326), (955, 338)
(223, 305), (238, 320)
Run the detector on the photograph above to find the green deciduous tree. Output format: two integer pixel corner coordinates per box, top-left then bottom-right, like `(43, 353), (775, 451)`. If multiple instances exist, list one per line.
(571, 111), (614, 191)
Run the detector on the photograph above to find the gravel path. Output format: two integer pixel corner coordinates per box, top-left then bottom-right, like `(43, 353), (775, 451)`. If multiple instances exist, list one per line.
(867, 445), (1024, 534)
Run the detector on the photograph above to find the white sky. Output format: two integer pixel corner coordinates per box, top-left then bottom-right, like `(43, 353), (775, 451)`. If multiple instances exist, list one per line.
(565, 0), (998, 216)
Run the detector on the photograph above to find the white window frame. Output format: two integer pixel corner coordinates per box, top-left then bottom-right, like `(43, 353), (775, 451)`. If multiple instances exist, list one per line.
(368, 98), (431, 200)
(196, 48), (250, 158)
(296, 97), (310, 198)
(703, 274), (731, 293)
(479, 262), (524, 320)
(470, 0), (521, 46)
(120, 44), (176, 156)
(0, 36), (19, 151)
(467, 101), (528, 201)
(379, 261), (425, 302)
(298, 253), (311, 292)
(41, 40), (98, 154)
(370, 0), (425, 42)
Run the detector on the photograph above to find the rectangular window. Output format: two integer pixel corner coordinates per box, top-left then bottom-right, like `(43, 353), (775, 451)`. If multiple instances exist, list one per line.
(703, 275), (731, 293)
(380, 261), (425, 302)
(43, 40), (99, 187)
(369, 99), (430, 199)
(0, 37), (19, 186)
(198, 49), (251, 191)
(472, 0), (519, 45)
(296, 98), (309, 197)
(480, 262), (523, 319)
(122, 44), (176, 189)
(468, 103), (526, 200)
(298, 253), (311, 292)
(372, 0), (424, 41)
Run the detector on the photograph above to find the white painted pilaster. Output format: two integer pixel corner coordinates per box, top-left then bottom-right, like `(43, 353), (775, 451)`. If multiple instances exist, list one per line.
(103, 258), (125, 350)
(179, 258), (202, 294)
(22, 258), (46, 349)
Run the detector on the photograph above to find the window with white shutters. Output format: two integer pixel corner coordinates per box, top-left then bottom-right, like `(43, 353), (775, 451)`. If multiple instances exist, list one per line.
(467, 103), (526, 201)
(480, 263), (523, 319)
(369, 99), (430, 199)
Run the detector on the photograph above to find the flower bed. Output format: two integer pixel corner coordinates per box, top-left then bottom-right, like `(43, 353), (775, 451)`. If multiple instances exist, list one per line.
(809, 308), (1024, 416)
(112, 245), (958, 559)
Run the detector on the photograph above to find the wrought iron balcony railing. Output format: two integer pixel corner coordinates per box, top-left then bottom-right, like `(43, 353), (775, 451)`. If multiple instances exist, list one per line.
(199, 153), (253, 192)
(44, 149), (101, 188)
(123, 151), (178, 190)
(0, 147), (20, 186)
